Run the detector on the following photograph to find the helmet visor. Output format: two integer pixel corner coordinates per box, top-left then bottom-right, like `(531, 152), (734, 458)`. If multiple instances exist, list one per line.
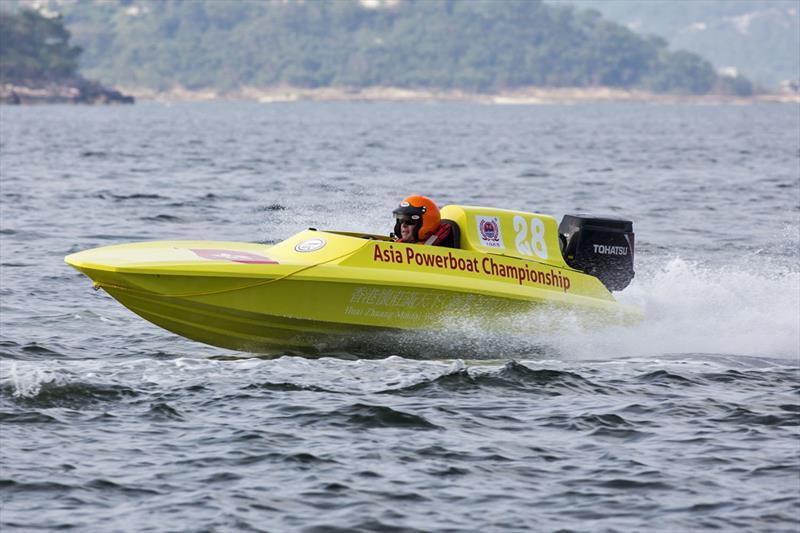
(395, 214), (420, 226)
(393, 204), (425, 219)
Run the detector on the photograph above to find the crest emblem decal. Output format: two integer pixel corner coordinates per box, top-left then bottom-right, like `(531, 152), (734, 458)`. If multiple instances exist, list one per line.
(476, 216), (504, 248)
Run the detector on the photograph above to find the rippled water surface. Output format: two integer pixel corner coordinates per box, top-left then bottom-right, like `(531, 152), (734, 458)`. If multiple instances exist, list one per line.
(1, 102), (799, 531)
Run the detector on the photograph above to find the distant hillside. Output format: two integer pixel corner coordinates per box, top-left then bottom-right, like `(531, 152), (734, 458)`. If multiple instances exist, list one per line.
(5, 0), (754, 96)
(560, 0), (800, 88)
(0, 9), (133, 104)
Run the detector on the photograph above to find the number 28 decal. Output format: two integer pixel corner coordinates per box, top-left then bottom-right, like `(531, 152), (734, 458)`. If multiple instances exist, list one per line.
(513, 215), (548, 259)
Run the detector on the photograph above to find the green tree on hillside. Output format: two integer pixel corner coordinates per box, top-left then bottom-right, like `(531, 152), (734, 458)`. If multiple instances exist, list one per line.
(647, 50), (717, 94)
(0, 9), (82, 82)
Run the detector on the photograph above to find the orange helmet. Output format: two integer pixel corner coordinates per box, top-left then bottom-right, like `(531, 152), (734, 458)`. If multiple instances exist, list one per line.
(393, 195), (440, 243)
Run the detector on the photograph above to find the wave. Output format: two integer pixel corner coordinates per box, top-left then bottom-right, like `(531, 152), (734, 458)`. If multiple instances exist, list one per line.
(268, 401), (440, 430)
(381, 361), (610, 396)
(1, 379), (139, 409)
(0, 361), (141, 408)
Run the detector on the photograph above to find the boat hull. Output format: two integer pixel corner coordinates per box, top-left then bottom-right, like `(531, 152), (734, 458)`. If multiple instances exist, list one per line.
(71, 272), (637, 356)
(65, 211), (642, 356)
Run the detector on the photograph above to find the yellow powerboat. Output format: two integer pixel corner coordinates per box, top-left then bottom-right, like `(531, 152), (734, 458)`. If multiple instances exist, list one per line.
(65, 205), (639, 356)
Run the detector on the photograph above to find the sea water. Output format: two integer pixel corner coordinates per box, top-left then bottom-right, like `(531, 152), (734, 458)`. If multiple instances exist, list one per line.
(1, 101), (798, 531)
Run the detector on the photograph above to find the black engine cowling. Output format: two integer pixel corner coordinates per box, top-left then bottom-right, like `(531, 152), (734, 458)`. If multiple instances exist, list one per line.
(559, 215), (635, 291)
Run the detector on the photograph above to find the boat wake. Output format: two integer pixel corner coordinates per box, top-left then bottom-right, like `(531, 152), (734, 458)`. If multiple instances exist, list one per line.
(416, 254), (800, 361)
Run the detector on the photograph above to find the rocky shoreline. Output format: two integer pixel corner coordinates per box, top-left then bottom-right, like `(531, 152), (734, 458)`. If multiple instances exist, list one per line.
(0, 78), (134, 105)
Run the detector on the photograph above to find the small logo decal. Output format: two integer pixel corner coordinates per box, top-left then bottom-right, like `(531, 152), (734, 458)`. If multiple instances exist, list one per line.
(477, 216), (504, 248)
(191, 249), (278, 264)
(294, 238), (327, 252)
(592, 244), (628, 256)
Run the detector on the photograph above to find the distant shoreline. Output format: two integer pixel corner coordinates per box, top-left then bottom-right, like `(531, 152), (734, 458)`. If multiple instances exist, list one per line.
(3, 83), (798, 105)
(121, 85), (800, 105)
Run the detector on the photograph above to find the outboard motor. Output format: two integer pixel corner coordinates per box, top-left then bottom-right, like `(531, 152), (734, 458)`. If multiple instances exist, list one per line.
(559, 215), (635, 291)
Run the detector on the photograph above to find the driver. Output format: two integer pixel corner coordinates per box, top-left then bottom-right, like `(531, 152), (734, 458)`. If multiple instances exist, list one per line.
(392, 195), (452, 246)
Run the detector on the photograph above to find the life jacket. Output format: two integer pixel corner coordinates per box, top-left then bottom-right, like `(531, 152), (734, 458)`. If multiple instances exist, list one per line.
(423, 222), (458, 247)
